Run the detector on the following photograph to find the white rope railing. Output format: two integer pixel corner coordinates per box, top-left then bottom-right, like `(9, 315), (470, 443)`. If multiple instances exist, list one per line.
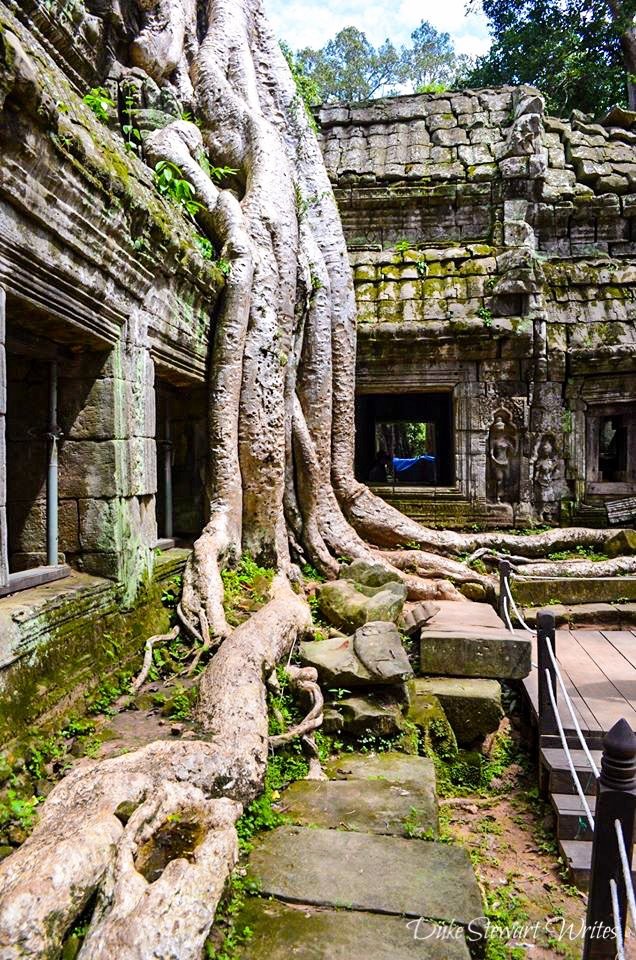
(502, 576), (534, 633)
(544, 667), (596, 831)
(502, 593), (514, 633)
(610, 879), (627, 960)
(615, 819), (636, 931)
(544, 635), (600, 779)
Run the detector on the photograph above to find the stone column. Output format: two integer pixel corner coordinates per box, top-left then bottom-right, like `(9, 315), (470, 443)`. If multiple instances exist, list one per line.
(0, 287), (7, 588)
(61, 319), (157, 604)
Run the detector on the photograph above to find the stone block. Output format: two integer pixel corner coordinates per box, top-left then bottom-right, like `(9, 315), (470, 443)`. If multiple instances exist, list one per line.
(326, 751), (435, 785)
(280, 776), (437, 837)
(511, 576), (636, 606)
(299, 622), (412, 687)
(59, 440), (119, 498)
(61, 377), (118, 440)
(420, 628), (531, 679)
(318, 579), (407, 632)
(235, 897), (472, 959)
(411, 678), (503, 745)
(248, 826), (483, 928)
(336, 690), (406, 737)
(432, 127), (468, 147)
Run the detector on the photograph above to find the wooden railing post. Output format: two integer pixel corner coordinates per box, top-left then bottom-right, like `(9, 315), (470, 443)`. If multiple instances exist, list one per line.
(583, 718), (636, 959)
(498, 559), (511, 621)
(537, 610), (558, 739)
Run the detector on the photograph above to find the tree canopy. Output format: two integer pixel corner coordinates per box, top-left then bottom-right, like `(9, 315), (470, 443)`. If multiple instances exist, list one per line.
(287, 21), (468, 104)
(464, 0), (636, 117)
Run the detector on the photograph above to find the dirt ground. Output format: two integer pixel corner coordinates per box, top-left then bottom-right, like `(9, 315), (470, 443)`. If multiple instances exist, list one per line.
(442, 757), (636, 959)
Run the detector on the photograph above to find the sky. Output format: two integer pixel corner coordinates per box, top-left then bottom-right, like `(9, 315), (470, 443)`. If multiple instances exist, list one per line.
(263, 0), (491, 59)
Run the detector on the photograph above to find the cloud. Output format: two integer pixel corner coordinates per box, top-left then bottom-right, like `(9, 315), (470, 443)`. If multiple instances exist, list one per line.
(264, 0), (491, 57)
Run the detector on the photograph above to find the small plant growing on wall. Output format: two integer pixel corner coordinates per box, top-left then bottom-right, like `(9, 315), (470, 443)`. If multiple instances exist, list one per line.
(153, 161), (204, 219)
(477, 306), (494, 327)
(83, 87), (115, 123)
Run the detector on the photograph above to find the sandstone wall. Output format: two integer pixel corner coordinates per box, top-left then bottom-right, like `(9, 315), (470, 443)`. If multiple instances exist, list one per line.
(0, 2), (222, 595)
(319, 90), (636, 527)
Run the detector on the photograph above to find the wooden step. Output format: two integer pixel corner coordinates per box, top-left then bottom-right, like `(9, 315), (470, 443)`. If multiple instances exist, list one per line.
(551, 793), (595, 841)
(540, 747), (601, 795)
(560, 839), (636, 892)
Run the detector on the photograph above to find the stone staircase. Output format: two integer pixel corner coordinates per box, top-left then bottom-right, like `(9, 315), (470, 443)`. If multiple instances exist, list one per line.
(236, 753), (483, 959)
(540, 746), (636, 889)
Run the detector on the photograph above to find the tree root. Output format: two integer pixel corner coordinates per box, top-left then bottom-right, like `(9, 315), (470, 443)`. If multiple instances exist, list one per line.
(0, 577), (311, 958)
(268, 665), (324, 750)
(131, 626), (180, 694)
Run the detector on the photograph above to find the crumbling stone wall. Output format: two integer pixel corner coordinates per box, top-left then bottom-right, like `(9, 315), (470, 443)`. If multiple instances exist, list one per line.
(0, 2), (223, 595)
(319, 90), (636, 527)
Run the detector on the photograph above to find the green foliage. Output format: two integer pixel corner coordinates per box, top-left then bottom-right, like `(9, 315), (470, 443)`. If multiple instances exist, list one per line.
(198, 155), (238, 184)
(463, 0), (631, 115)
(0, 790), (41, 833)
(477, 306), (494, 327)
(86, 673), (132, 715)
(194, 233), (214, 260)
(221, 555), (275, 626)
(280, 41), (322, 123)
(547, 544), (607, 561)
(293, 20), (467, 103)
(301, 563), (325, 583)
(433, 730), (524, 798)
(482, 883), (528, 960)
(122, 95), (142, 155)
(166, 684), (197, 721)
(153, 161), (203, 219)
(215, 258), (231, 276)
(205, 871), (258, 959)
(83, 86), (115, 123)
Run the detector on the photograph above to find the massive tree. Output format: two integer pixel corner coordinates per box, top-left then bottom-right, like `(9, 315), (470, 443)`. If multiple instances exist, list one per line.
(465, 0), (636, 115)
(0, 1), (632, 957)
(291, 20), (466, 104)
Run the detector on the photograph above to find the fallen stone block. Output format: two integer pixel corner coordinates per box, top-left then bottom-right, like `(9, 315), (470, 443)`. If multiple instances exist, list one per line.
(412, 678), (503, 745)
(299, 621), (412, 687)
(420, 628), (531, 679)
(318, 579), (407, 631)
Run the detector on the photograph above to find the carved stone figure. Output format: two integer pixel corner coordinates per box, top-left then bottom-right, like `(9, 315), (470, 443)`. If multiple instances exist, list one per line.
(488, 413), (518, 503)
(532, 434), (561, 521)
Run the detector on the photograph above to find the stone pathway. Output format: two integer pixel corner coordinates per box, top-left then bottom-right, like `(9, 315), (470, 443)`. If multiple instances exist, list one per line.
(236, 753), (483, 959)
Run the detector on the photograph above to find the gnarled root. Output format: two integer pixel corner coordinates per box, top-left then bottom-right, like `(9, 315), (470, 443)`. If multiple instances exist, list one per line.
(0, 577), (311, 958)
(132, 626), (180, 693)
(269, 665), (324, 750)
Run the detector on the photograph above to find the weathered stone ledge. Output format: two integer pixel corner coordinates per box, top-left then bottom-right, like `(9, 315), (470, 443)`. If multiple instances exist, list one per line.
(0, 547), (190, 742)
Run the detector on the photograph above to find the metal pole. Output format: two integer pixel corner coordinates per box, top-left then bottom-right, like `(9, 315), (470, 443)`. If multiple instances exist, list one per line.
(583, 719), (636, 959)
(163, 399), (173, 540)
(46, 360), (58, 567)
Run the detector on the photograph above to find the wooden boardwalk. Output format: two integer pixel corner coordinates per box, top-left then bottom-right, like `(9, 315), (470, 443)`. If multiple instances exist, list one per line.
(522, 628), (636, 748)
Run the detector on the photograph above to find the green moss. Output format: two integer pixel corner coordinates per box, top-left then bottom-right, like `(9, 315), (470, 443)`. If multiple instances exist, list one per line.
(0, 554), (189, 744)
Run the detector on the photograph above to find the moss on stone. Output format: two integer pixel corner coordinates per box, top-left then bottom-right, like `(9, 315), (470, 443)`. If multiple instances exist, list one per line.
(0, 554), (188, 744)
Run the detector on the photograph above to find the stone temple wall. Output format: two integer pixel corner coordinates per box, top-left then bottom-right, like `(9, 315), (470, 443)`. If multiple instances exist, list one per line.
(0, 0), (223, 719)
(318, 90), (636, 528)
(0, 2), (223, 599)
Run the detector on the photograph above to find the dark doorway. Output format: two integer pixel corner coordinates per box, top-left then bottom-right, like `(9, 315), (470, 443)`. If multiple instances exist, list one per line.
(355, 392), (454, 486)
(156, 379), (207, 542)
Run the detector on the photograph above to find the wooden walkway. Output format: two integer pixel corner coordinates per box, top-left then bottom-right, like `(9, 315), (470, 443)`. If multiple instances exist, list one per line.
(522, 628), (636, 748)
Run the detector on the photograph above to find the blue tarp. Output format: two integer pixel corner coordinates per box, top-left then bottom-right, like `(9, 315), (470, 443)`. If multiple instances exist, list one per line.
(392, 454), (436, 473)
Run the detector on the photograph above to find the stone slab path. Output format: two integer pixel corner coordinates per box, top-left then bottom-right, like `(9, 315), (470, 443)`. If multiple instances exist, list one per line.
(237, 753), (482, 959)
(419, 599), (531, 679)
